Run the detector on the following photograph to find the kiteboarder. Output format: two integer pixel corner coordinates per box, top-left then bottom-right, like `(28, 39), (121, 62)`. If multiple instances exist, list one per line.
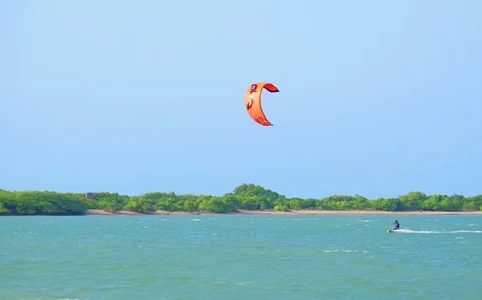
(393, 220), (400, 230)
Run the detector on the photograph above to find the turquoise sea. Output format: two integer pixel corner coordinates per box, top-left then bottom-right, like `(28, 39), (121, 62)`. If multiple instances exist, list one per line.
(1, 214), (481, 300)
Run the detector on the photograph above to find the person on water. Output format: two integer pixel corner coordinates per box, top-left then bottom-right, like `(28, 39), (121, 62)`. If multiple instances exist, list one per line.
(393, 220), (400, 230)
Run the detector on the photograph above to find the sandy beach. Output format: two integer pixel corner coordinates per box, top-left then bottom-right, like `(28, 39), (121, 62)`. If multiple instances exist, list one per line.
(85, 209), (482, 216)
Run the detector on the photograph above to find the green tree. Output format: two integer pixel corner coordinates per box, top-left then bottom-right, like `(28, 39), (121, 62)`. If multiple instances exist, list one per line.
(372, 197), (399, 211)
(125, 196), (155, 213)
(398, 191), (427, 211)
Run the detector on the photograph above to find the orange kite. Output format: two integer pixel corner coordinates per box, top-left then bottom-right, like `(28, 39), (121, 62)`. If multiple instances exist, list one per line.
(244, 82), (280, 126)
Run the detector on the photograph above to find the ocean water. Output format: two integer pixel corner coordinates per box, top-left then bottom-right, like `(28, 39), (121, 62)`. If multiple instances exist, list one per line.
(1, 214), (481, 300)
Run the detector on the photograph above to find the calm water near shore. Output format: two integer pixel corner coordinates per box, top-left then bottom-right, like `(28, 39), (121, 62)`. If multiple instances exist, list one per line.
(1, 214), (481, 299)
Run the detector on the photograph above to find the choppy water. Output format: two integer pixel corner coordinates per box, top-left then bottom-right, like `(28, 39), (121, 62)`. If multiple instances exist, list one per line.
(1, 214), (481, 299)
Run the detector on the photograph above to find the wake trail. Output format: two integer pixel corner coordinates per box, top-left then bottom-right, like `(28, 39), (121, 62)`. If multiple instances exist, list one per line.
(393, 229), (482, 234)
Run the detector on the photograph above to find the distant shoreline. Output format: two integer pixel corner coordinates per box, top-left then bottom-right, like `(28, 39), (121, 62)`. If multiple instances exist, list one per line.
(85, 209), (482, 216)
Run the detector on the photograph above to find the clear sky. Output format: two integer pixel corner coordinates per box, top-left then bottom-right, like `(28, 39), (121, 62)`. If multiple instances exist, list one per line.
(2, 0), (481, 199)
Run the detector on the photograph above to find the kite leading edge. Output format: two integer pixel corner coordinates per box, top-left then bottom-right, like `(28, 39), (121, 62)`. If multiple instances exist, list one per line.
(244, 82), (280, 126)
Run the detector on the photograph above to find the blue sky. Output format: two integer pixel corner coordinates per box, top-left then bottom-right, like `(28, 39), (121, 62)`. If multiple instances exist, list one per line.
(1, 0), (481, 199)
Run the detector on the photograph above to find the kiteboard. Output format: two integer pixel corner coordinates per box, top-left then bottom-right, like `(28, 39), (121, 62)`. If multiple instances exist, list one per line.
(387, 229), (396, 233)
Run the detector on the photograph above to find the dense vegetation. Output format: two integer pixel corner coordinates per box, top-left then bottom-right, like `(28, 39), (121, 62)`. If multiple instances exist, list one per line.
(1, 183), (482, 215)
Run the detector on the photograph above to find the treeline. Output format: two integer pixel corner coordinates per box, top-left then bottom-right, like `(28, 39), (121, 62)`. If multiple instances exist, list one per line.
(0, 190), (86, 215)
(1, 183), (482, 216)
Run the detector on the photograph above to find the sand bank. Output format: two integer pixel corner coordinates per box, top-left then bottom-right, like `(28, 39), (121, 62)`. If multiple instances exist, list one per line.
(85, 209), (482, 216)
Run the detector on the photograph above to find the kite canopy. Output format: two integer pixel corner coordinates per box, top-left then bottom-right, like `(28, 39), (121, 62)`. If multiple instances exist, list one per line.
(244, 82), (280, 126)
